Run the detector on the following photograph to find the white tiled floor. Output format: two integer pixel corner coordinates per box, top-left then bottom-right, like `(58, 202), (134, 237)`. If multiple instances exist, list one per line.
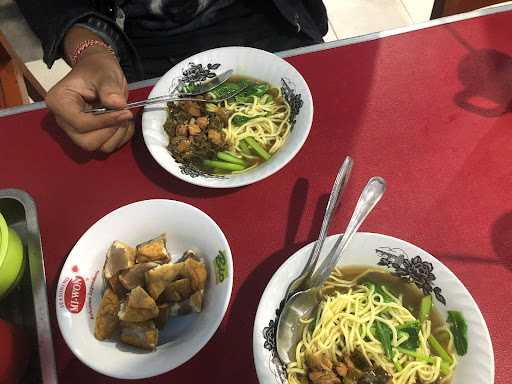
(323, 0), (419, 41)
(25, 0), (435, 91)
(399, 0), (435, 24)
(25, 59), (70, 91)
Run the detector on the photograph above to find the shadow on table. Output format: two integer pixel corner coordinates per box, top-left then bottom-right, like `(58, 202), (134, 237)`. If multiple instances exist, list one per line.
(491, 212), (512, 270)
(204, 178), (331, 381)
(41, 113), (111, 164)
(446, 26), (512, 117)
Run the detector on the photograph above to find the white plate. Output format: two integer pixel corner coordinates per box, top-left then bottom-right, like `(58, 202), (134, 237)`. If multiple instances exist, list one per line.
(253, 233), (494, 384)
(142, 46), (313, 188)
(56, 199), (233, 379)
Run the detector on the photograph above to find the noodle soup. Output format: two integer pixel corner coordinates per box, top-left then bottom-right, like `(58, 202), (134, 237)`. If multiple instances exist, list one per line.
(163, 76), (292, 175)
(288, 266), (462, 384)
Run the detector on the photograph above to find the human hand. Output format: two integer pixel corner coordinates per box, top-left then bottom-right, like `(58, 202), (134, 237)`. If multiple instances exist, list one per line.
(46, 29), (134, 153)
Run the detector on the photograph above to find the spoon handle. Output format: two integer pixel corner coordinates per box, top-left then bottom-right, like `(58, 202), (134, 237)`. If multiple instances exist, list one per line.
(308, 176), (386, 288)
(86, 83), (248, 114)
(85, 68), (236, 114)
(282, 156), (353, 302)
(85, 95), (196, 114)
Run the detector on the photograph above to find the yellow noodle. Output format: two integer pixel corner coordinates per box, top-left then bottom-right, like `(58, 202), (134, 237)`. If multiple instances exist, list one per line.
(287, 269), (457, 384)
(209, 86), (292, 161)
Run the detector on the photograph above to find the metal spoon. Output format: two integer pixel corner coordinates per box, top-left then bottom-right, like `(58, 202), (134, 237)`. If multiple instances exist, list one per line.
(281, 156), (353, 305)
(85, 69), (235, 115)
(276, 176), (386, 365)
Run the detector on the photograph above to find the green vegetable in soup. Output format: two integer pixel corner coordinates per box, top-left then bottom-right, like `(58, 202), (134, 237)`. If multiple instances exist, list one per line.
(203, 159), (246, 171)
(428, 335), (454, 364)
(216, 151), (246, 166)
(207, 82), (242, 99)
(447, 310), (468, 356)
(244, 137), (271, 161)
(363, 281), (396, 303)
(232, 115), (251, 126)
(398, 347), (451, 376)
(375, 321), (393, 359)
(250, 83), (269, 97)
(397, 321), (420, 350)
(239, 140), (251, 155)
(419, 295), (433, 323)
(233, 82), (269, 103)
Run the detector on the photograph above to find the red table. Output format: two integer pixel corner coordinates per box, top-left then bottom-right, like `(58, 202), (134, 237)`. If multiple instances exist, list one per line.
(1, 6), (511, 384)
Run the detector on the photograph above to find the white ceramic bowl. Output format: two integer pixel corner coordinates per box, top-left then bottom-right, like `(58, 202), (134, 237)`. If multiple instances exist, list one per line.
(142, 46), (313, 188)
(253, 233), (494, 384)
(56, 200), (233, 379)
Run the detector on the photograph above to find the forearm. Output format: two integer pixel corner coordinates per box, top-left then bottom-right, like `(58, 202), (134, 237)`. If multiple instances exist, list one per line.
(62, 26), (112, 67)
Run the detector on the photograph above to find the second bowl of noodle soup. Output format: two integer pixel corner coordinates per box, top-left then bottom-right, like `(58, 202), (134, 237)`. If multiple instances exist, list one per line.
(253, 233), (494, 384)
(142, 46), (313, 188)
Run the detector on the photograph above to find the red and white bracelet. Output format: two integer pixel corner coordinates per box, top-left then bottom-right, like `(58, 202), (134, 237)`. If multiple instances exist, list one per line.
(70, 39), (116, 66)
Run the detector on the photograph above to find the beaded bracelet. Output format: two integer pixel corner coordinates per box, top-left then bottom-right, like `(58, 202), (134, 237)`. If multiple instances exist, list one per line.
(70, 39), (116, 66)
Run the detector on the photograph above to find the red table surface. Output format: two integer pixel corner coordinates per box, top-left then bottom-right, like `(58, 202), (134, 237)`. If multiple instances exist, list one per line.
(1, 10), (511, 384)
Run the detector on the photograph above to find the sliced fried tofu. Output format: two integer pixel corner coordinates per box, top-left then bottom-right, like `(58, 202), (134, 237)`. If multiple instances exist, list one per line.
(154, 304), (170, 330)
(107, 274), (128, 297)
(189, 290), (204, 312)
(181, 249), (198, 261)
(169, 290), (204, 316)
(119, 262), (158, 290)
(120, 321), (158, 350)
(145, 262), (184, 300)
(136, 234), (170, 264)
(118, 287), (159, 322)
(104, 241), (136, 279)
(183, 257), (207, 292)
(163, 278), (192, 302)
(94, 288), (120, 341)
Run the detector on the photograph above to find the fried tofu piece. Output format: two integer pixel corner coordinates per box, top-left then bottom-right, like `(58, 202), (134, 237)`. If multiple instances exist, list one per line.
(94, 288), (120, 341)
(145, 262), (184, 300)
(103, 241), (136, 279)
(183, 257), (207, 292)
(154, 304), (170, 330)
(118, 287), (159, 322)
(119, 262), (158, 290)
(163, 278), (192, 302)
(189, 290), (204, 312)
(107, 274), (128, 297)
(169, 290), (204, 316)
(120, 321), (158, 350)
(136, 235), (170, 264)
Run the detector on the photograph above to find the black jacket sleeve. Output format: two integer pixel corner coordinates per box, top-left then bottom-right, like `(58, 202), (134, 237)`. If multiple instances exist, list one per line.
(273, 0), (328, 42)
(15, 0), (144, 81)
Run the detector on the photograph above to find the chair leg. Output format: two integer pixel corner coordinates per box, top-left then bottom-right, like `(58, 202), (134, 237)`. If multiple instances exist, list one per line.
(0, 54), (29, 107)
(0, 29), (46, 107)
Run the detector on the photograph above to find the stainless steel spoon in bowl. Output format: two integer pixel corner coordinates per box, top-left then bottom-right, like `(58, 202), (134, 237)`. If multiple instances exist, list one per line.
(85, 69), (235, 114)
(275, 176), (386, 365)
(280, 156), (353, 305)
